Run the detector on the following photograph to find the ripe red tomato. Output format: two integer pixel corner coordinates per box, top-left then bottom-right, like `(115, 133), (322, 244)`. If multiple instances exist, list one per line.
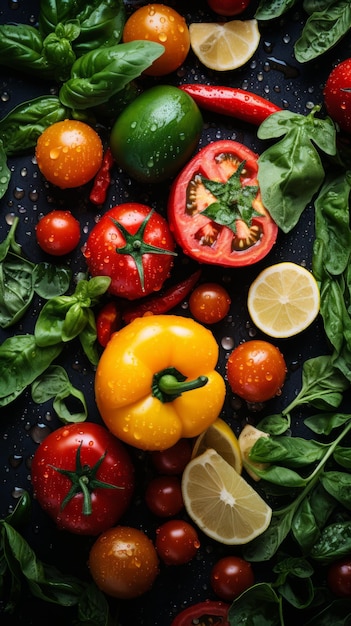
(189, 282), (231, 324)
(210, 556), (254, 601)
(324, 59), (351, 134)
(207, 0), (251, 16)
(145, 476), (184, 517)
(36, 120), (103, 189)
(327, 558), (351, 597)
(89, 526), (159, 598)
(171, 600), (230, 626)
(122, 4), (190, 76)
(150, 439), (192, 475)
(35, 210), (81, 256)
(226, 339), (287, 403)
(84, 203), (176, 300)
(31, 423), (134, 535)
(155, 519), (200, 565)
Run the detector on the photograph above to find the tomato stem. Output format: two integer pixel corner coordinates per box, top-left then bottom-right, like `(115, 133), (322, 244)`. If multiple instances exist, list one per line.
(152, 366), (208, 403)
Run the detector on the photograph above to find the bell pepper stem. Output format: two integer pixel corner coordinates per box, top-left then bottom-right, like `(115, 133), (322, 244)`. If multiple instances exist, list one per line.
(158, 373), (208, 395)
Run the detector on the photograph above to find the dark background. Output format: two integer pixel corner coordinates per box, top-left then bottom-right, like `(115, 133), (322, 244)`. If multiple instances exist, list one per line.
(0, 1), (350, 624)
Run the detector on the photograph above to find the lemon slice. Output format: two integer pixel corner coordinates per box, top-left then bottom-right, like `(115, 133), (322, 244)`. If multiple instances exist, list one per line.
(181, 448), (272, 544)
(192, 417), (242, 474)
(247, 262), (320, 339)
(189, 19), (260, 71)
(238, 424), (270, 482)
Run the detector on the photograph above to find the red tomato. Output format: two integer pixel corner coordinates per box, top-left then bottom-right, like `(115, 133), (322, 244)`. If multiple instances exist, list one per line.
(168, 140), (278, 268)
(226, 339), (287, 403)
(170, 600), (230, 626)
(145, 476), (184, 517)
(31, 423), (134, 535)
(155, 519), (200, 565)
(36, 120), (103, 189)
(327, 558), (351, 597)
(210, 556), (254, 601)
(207, 0), (251, 16)
(122, 4), (190, 76)
(89, 526), (159, 598)
(189, 282), (231, 324)
(84, 203), (176, 300)
(150, 439), (192, 475)
(35, 210), (81, 256)
(324, 59), (351, 134)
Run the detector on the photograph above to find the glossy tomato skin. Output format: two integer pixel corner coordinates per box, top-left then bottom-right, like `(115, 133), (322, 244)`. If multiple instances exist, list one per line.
(123, 4), (190, 76)
(226, 340), (287, 403)
(84, 203), (175, 299)
(207, 0), (251, 16)
(171, 600), (230, 626)
(189, 282), (231, 324)
(155, 519), (200, 565)
(145, 476), (184, 517)
(168, 140), (278, 267)
(327, 558), (351, 597)
(150, 439), (192, 475)
(89, 526), (159, 598)
(31, 423), (134, 535)
(110, 85), (203, 183)
(36, 120), (103, 189)
(324, 59), (351, 134)
(36, 210), (80, 256)
(210, 556), (254, 601)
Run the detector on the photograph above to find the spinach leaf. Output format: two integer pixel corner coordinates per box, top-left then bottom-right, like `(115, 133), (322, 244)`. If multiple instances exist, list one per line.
(31, 365), (87, 423)
(305, 412), (351, 435)
(310, 520), (351, 563)
(33, 263), (71, 299)
(0, 140), (10, 200)
(333, 445), (351, 469)
(59, 41), (165, 110)
(320, 471), (351, 509)
(228, 582), (282, 625)
(273, 556), (315, 609)
(295, 1), (351, 62)
(257, 108), (336, 233)
(255, 0), (297, 20)
(291, 483), (336, 553)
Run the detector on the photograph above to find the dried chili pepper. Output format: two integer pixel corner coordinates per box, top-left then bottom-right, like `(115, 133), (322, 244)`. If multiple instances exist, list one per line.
(89, 147), (114, 205)
(179, 84), (282, 126)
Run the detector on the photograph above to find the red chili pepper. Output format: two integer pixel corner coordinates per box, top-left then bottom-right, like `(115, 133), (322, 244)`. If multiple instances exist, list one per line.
(96, 300), (122, 347)
(89, 147), (114, 205)
(179, 84), (282, 126)
(122, 270), (202, 324)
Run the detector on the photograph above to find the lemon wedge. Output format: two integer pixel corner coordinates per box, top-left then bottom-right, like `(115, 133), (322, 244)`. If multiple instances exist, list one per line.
(192, 417), (242, 474)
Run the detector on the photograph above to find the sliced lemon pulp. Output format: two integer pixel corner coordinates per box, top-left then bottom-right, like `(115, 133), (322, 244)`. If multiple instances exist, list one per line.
(238, 424), (270, 481)
(181, 448), (272, 545)
(247, 261), (320, 338)
(189, 19), (260, 71)
(192, 417), (242, 474)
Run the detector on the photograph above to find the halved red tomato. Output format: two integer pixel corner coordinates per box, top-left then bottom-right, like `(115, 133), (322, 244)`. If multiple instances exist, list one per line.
(167, 140), (278, 267)
(171, 600), (230, 626)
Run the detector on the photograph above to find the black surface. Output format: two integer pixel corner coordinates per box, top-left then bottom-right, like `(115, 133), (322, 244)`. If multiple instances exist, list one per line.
(0, 1), (350, 625)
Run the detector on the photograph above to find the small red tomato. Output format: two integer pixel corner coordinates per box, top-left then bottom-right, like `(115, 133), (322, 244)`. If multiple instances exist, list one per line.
(150, 439), (192, 475)
(36, 210), (81, 256)
(145, 476), (184, 517)
(327, 558), (351, 597)
(211, 556), (254, 601)
(226, 339), (287, 403)
(207, 0), (251, 16)
(324, 58), (351, 134)
(171, 600), (230, 626)
(155, 519), (200, 565)
(189, 282), (231, 324)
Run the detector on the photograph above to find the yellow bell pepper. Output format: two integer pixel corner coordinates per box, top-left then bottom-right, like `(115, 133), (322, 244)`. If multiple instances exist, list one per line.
(95, 314), (226, 451)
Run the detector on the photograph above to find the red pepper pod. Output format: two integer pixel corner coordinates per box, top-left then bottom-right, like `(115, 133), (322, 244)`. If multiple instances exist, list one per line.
(89, 147), (114, 206)
(96, 300), (122, 347)
(179, 84), (282, 126)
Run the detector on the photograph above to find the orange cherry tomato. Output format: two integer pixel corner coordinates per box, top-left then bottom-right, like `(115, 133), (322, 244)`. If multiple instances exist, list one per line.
(189, 282), (231, 324)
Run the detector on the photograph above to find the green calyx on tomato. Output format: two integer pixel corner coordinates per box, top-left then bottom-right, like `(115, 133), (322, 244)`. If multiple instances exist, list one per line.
(110, 85), (203, 183)
(111, 209), (177, 292)
(168, 139), (278, 267)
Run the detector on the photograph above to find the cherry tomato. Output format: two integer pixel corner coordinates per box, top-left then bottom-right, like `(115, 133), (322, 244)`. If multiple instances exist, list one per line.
(35, 210), (81, 256)
(155, 519), (200, 565)
(324, 58), (351, 134)
(327, 558), (351, 597)
(150, 439), (192, 475)
(31, 423), (134, 535)
(122, 4), (190, 76)
(36, 120), (103, 189)
(84, 203), (175, 300)
(207, 0), (250, 16)
(145, 476), (184, 517)
(171, 600), (230, 626)
(89, 526), (159, 599)
(189, 282), (231, 324)
(210, 556), (254, 601)
(226, 340), (287, 403)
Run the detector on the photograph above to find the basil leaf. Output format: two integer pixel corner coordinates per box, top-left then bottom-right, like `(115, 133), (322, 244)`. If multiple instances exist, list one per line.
(77, 583), (111, 626)
(59, 41), (165, 110)
(0, 253), (36, 328)
(79, 308), (99, 366)
(255, 0), (296, 20)
(305, 412), (351, 435)
(33, 263), (71, 299)
(295, 1), (351, 63)
(321, 471), (351, 509)
(34, 295), (76, 346)
(228, 583), (281, 625)
(250, 436), (326, 468)
(310, 520), (351, 563)
(0, 24), (53, 78)
(31, 365), (87, 423)
(333, 445), (351, 469)
(305, 599), (351, 626)
(0, 140), (10, 200)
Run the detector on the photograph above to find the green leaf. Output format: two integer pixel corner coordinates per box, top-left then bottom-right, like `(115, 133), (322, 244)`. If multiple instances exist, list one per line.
(295, 1), (351, 62)
(305, 412), (351, 435)
(310, 520), (351, 563)
(31, 365), (87, 423)
(0, 253), (35, 328)
(255, 0), (296, 19)
(228, 582), (282, 625)
(0, 24), (54, 79)
(0, 140), (10, 200)
(320, 471), (351, 509)
(33, 263), (71, 299)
